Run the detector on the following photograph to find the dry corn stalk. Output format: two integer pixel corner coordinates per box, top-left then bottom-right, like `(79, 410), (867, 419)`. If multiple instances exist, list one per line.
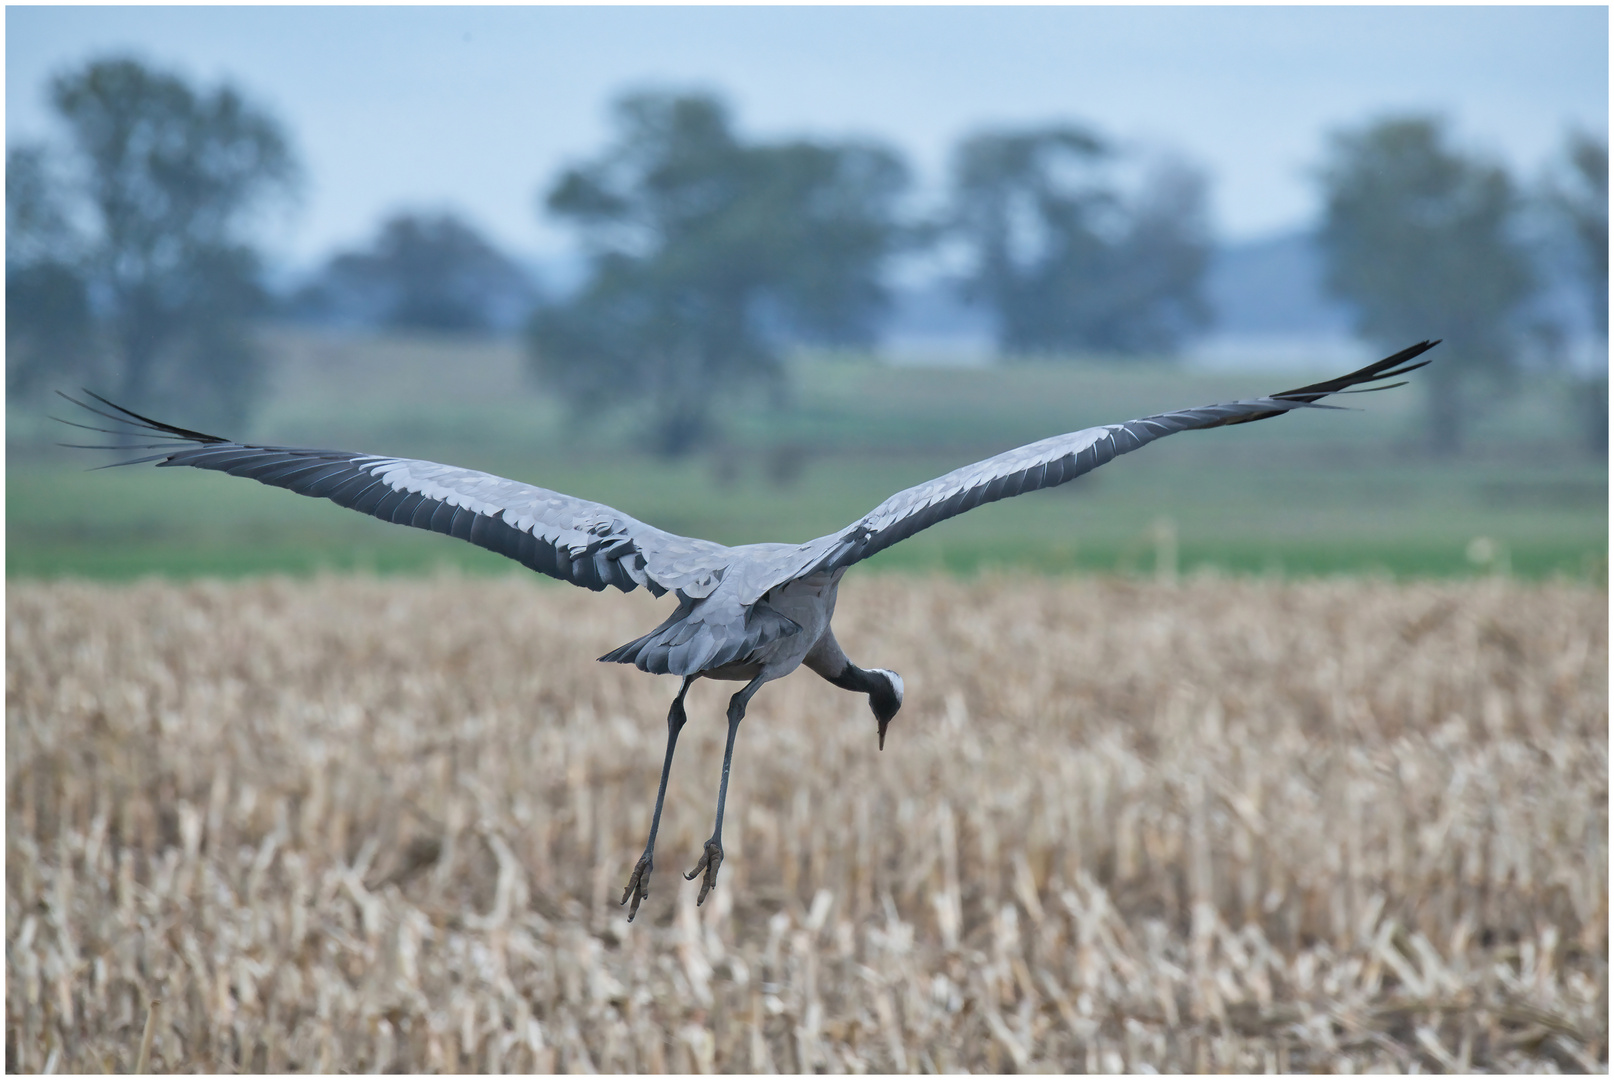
(6, 574), (1606, 1072)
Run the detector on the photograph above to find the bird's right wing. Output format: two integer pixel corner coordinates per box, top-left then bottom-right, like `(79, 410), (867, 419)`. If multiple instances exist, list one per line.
(58, 393), (736, 598)
(754, 341), (1436, 596)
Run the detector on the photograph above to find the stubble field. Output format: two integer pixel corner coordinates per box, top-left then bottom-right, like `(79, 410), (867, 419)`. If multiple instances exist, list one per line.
(6, 575), (1607, 1072)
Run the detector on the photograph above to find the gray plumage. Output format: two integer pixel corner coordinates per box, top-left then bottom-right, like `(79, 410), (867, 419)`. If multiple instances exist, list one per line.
(61, 339), (1436, 919)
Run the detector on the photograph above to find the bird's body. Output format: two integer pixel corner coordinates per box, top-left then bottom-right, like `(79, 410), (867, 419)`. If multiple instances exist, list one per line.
(700, 566), (846, 682)
(62, 340), (1435, 920)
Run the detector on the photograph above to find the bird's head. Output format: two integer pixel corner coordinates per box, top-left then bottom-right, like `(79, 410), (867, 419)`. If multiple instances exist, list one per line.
(868, 668), (904, 750)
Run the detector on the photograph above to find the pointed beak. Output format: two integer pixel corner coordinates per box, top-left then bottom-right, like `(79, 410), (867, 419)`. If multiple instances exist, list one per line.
(878, 718), (889, 751)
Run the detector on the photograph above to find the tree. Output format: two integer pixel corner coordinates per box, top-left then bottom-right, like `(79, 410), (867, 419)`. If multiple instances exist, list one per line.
(529, 91), (910, 456)
(6, 146), (97, 396)
(16, 57), (298, 425)
(947, 124), (1211, 357)
(1545, 132), (1609, 454)
(291, 211), (536, 333)
(1548, 132), (1609, 341)
(1318, 116), (1533, 454)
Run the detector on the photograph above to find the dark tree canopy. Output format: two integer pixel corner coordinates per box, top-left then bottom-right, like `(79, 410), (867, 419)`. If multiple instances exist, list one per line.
(291, 212), (536, 333)
(1318, 116), (1534, 453)
(9, 57), (298, 425)
(1544, 131), (1609, 455)
(948, 124), (1211, 358)
(7, 146), (97, 396)
(6, 145), (77, 268)
(1548, 132), (1609, 340)
(529, 91), (911, 457)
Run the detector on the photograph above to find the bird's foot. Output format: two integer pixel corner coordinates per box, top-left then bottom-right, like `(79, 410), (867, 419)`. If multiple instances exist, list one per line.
(684, 839), (724, 906)
(621, 853), (654, 922)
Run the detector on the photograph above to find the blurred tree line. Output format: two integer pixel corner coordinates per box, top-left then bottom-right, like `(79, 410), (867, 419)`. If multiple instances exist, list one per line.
(8, 58), (296, 428)
(530, 101), (1220, 453)
(287, 212), (536, 334)
(1318, 116), (1606, 455)
(528, 93), (912, 455)
(8, 57), (1607, 457)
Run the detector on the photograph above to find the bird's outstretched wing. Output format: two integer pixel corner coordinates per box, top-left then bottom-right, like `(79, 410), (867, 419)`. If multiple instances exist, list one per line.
(757, 341), (1437, 596)
(57, 393), (735, 597)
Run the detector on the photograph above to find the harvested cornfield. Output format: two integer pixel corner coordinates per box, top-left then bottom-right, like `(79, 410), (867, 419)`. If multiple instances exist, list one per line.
(6, 575), (1607, 1073)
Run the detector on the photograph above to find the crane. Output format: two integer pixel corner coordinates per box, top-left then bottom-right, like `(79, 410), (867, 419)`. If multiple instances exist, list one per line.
(61, 339), (1435, 920)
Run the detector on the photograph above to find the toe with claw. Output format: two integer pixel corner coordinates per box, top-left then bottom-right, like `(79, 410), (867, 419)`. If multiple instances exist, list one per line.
(621, 853), (654, 922)
(684, 839), (725, 906)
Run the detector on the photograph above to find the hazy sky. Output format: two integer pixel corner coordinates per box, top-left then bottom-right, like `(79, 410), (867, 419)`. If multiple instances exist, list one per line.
(7, 6), (1607, 270)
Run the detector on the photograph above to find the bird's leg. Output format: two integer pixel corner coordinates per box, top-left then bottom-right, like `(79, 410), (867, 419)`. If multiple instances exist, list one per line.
(685, 674), (765, 906)
(621, 675), (695, 922)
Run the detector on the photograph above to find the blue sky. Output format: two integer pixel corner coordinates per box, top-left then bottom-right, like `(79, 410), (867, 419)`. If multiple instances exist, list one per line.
(7, 6), (1607, 270)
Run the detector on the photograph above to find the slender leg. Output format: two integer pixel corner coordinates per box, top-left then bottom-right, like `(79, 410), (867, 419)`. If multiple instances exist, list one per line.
(685, 674), (765, 905)
(621, 675), (695, 922)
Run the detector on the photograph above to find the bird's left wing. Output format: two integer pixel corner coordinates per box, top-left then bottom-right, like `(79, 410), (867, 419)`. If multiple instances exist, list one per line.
(751, 341), (1436, 598)
(58, 393), (735, 597)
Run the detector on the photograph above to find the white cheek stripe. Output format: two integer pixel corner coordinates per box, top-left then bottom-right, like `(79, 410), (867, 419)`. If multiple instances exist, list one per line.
(871, 668), (904, 701)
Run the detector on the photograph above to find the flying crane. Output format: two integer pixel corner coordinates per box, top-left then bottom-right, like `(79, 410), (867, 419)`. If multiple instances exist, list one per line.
(62, 340), (1435, 920)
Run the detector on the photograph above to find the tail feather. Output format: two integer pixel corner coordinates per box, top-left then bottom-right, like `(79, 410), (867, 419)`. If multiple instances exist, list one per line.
(600, 600), (802, 676)
(599, 597), (695, 667)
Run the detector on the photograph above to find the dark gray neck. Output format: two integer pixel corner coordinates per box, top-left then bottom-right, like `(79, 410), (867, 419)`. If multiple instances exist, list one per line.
(804, 627), (889, 694)
(804, 627), (902, 748)
(827, 660), (887, 696)
(802, 627), (851, 682)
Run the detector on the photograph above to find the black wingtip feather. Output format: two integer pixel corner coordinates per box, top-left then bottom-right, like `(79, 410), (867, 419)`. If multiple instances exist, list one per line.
(1273, 340), (1439, 402)
(72, 389), (229, 444)
(84, 452), (181, 469)
(49, 414), (194, 440)
(55, 392), (157, 434)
